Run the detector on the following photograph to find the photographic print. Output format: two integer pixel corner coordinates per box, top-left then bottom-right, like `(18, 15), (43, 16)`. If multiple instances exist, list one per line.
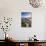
(21, 12), (32, 27)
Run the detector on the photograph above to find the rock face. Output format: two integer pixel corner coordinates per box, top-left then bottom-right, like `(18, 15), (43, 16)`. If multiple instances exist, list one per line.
(21, 18), (32, 27)
(29, 0), (43, 8)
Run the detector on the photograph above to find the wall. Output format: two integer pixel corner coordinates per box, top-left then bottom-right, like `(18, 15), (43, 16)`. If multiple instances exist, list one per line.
(44, 15), (46, 40)
(0, 0), (46, 40)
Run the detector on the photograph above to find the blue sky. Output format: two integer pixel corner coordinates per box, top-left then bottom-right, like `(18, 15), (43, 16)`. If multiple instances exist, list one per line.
(21, 12), (31, 17)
